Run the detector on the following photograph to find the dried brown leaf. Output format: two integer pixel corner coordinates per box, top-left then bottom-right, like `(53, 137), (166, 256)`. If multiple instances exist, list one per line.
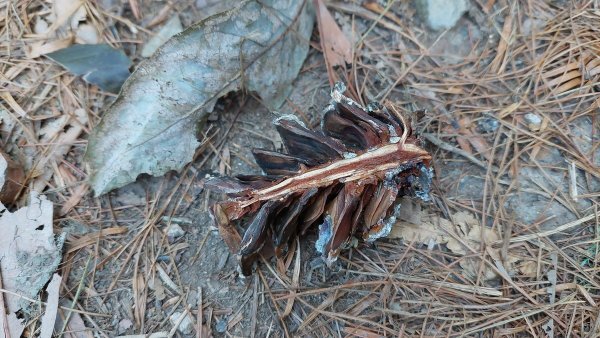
(27, 38), (73, 58)
(391, 210), (529, 281)
(32, 108), (88, 192)
(0, 150), (25, 203)
(458, 118), (492, 160)
(314, 0), (352, 67)
(490, 9), (513, 74)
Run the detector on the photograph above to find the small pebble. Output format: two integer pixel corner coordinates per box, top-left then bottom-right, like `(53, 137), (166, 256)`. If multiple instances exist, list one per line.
(117, 318), (133, 334)
(169, 311), (194, 335)
(215, 317), (228, 333)
(524, 113), (542, 131)
(166, 224), (185, 240)
(416, 0), (469, 30)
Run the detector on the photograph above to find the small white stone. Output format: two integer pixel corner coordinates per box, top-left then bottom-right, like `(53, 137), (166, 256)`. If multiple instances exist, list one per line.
(524, 113), (542, 131)
(417, 0), (469, 30)
(76, 24), (100, 44)
(117, 318), (133, 334)
(34, 18), (49, 35)
(169, 311), (194, 335)
(166, 224), (185, 239)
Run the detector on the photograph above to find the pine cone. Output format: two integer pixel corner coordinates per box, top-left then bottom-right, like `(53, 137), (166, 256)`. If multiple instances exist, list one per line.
(207, 83), (432, 276)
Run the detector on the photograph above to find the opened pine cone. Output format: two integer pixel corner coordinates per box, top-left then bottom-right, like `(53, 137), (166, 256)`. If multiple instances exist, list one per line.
(207, 83), (432, 276)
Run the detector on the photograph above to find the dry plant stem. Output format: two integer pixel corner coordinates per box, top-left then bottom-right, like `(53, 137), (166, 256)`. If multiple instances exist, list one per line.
(168, 306), (192, 338)
(123, 126), (239, 322)
(543, 238), (600, 289)
(250, 277), (258, 338)
(282, 238), (301, 318)
(197, 287), (203, 338)
(304, 241), (418, 332)
(103, 143), (202, 301)
(257, 269), (290, 338)
(356, 0), (397, 49)
(59, 254), (92, 337)
(298, 291), (344, 332)
(73, 302), (110, 338)
(0, 287), (110, 319)
(0, 270), (11, 338)
(422, 133), (496, 171)
(132, 235), (146, 330)
(297, 297), (397, 335)
(150, 294), (184, 334)
(495, 212), (599, 244)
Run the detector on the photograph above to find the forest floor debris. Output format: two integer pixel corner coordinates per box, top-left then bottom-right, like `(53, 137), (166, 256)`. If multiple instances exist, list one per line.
(1, 0), (599, 336)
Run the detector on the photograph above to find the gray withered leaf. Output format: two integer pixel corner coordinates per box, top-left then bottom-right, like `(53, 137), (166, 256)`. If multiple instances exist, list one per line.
(46, 44), (132, 93)
(86, 0), (315, 196)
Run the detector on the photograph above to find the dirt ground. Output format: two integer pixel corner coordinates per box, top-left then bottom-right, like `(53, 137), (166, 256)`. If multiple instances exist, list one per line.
(2, 0), (600, 337)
